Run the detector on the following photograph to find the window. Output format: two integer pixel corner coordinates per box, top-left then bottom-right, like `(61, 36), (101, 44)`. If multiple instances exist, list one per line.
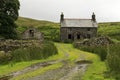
(87, 28), (90, 31)
(68, 34), (72, 39)
(77, 34), (80, 39)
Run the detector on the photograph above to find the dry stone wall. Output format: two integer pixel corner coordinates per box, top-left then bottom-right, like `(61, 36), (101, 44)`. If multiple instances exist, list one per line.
(74, 36), (113, 47)
(0, 40), (42, 52)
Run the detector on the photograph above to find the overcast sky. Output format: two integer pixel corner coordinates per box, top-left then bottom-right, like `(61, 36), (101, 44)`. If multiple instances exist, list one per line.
(19, 0), (120, 22)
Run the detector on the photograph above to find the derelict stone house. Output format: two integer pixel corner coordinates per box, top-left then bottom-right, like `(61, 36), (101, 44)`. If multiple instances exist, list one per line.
(60, 13), (98, 42)
(22, 28), (44, 40)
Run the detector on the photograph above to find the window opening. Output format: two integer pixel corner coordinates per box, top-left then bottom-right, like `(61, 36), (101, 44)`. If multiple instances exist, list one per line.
(29, 30), (34, 37)
(68, 34), (72, 39)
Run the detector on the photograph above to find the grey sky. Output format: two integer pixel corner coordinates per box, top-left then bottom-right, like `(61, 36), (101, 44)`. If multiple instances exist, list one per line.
(19, 0), (120, 22)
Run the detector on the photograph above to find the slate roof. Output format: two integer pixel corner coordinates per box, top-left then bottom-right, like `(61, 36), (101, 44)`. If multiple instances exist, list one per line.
(61, 19), (98, 28)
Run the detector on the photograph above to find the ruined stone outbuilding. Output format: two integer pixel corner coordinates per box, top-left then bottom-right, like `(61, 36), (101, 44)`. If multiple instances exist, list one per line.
(22, 28), (44, 41)
(60, 13), (98, 42)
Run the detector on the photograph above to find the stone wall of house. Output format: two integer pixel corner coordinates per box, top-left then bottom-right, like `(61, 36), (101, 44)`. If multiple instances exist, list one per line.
(60, 27), (97, 42)
(22, 28), (44, 41)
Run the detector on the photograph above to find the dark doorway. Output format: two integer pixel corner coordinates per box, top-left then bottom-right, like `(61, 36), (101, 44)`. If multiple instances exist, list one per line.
(68, 34), (72, 39)
(77, 34), (80, 39)
(29, 30), (34, 37)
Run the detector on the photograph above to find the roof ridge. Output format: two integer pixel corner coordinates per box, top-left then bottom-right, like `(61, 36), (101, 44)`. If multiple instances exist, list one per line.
(64, 18), (91, 20)
(61, 18), (98, 28)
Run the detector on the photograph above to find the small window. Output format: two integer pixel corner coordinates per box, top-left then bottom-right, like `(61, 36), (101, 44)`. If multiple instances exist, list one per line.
(87, 34), (91, 39)
(77, 34), (80, 39)
(68, 34), (72, 39)
(87, 28), (90, 31)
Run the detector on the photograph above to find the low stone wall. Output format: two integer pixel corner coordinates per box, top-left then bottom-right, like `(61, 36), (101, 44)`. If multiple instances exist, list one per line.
(74, 36), (113, 47)
(0, 40), (42, 52)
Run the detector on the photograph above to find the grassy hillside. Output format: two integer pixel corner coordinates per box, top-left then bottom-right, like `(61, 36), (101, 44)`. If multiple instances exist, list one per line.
(98, 22), (120, 41)
(16, 17), (59, 28)
(16, 17), (120, 41)
(16, 17), (60, 41)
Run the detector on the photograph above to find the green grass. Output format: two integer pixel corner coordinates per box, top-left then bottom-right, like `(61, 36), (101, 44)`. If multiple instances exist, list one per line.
(54, 43), (99, 62)
(82, 61), (114, 80)
(106, 44), (120, 79)
(98, 22), (120, 41)
(16, 17), (59, 34)
(0, 60), (44, 76)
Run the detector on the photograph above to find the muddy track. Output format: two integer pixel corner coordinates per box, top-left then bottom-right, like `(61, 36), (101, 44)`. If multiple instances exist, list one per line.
(27, 60), (92, 80)
(59, 64), (88, 80)
(0, 62), (91, 80)
(9, 60), (58, 77)
(60, 60), (92, 80)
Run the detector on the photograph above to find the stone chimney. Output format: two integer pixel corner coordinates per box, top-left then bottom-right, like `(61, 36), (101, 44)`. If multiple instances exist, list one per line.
(92, 12), (96, 22)
(60, 12), (64, 22)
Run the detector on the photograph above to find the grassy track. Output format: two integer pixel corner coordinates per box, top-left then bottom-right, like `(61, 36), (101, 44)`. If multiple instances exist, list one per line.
(0, 43), (109, 80)
(55, 43), (99, 62)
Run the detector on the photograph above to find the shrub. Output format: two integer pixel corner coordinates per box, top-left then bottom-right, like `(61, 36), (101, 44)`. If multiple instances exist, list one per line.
(73, 37), (113, 61)
(106, 44), (120, 80)
(37, 26), (60, 42)
(0, 51), (12, 64)
(98, 24), (120, 40)
(75, 45), (107, 61)
(11, 41), (58, 62)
